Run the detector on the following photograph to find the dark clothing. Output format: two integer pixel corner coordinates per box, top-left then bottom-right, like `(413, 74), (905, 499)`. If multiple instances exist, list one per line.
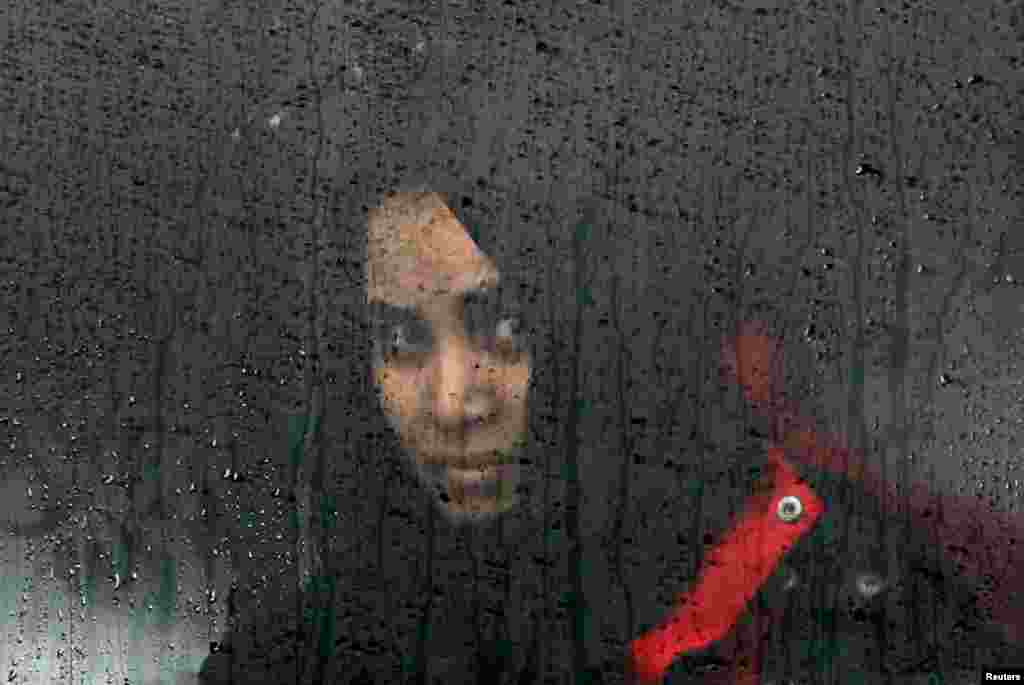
(199, 324), (1024, 684)
(635, 446), (1024, 684)
(197, 444), (1024, 685)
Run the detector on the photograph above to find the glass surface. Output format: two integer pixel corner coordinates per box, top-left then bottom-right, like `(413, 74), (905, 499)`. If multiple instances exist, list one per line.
(2, 2), (1021, 683)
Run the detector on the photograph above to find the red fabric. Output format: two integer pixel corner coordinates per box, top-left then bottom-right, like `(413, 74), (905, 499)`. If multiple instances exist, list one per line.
(626, 448), (823, 685)
(625, 320), (1024, 684)
(724, 321), (1024, 643)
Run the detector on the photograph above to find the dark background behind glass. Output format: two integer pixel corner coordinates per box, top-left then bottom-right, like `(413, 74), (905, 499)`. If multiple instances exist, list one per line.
(0, 0), (1020, 682)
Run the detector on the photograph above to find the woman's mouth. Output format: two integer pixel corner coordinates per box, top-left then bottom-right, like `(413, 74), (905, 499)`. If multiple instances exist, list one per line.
(446, 464), (520, 499)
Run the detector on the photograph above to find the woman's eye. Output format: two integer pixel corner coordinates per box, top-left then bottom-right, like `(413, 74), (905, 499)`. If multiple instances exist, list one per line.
(377, 321), (432, 359)
(462, 292), (527, 356)
(481, 317), (526, 356)
(494, 317), (521, 341)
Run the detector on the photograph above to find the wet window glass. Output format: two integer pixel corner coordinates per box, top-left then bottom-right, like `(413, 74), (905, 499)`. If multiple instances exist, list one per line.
(5, 2), (1021, 684)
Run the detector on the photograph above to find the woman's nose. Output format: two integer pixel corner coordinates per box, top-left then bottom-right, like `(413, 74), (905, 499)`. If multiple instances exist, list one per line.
(429, 337), (493, 427)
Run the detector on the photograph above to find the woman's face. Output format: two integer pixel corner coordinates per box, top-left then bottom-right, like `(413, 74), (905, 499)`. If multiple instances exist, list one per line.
(366, 191), (531, 525)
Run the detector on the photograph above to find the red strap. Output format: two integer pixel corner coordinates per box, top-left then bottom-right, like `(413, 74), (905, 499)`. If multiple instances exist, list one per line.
(626, 448), (824, 684)
(724, 319), (1024, 645)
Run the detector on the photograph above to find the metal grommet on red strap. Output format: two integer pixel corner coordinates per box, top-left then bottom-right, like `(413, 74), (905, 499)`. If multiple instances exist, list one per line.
(776, 495), (803, 523)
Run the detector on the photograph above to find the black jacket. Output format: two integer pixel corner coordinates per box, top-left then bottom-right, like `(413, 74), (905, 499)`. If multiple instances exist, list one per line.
(637, 445), (1024, 685)
(199, 324), (1024, 685)
(197, 443), (1024, 685)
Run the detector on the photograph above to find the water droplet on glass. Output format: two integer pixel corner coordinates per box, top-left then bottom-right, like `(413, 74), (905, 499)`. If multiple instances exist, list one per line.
(856, 572), (886, 598)
(855, 163), (883, 178)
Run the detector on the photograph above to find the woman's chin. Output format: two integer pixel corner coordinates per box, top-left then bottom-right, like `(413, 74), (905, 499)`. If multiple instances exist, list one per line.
(410, 460), (523, 523)
(435, 492), (519, 526)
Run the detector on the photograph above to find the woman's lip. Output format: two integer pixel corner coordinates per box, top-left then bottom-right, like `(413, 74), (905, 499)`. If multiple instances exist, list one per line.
(445, 464), (520, 498)
(420, 451), (515, 469)
(447, 464), (518, 482)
